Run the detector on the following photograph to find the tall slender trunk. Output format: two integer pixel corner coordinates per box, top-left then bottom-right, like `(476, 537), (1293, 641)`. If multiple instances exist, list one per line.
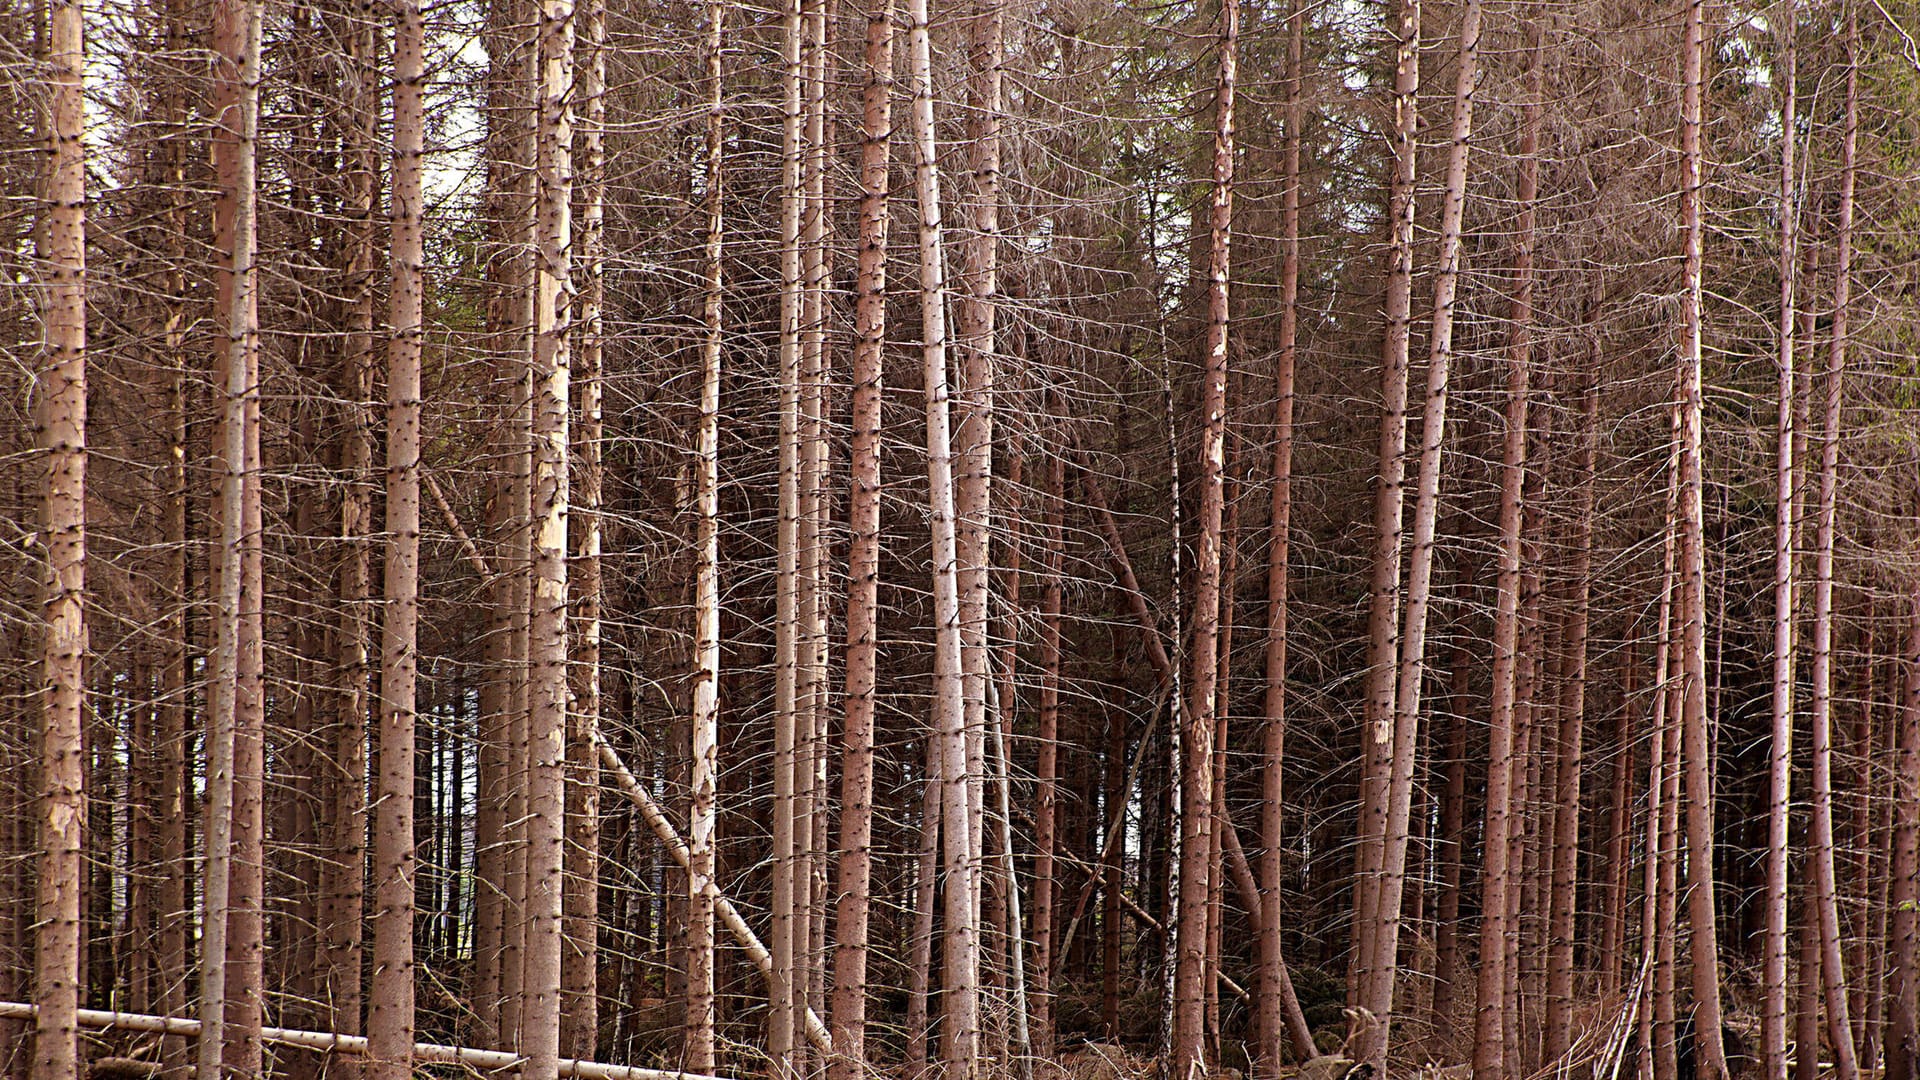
(1351, 0), (1421, 988)
(954, 0), (1003, 998)
(771, 0), (805, 1057)
(828, 3), (890, 1068)
(562, 0), (607, 1053)
(1032, 406), (1065, 1055)
(1257, 2), (1316, 1068)
(685, 2), (724, 1067)
(201, 0), (263, 1071)
(1677, 0), (1727, 1065)
(905, 0), (979, 1064)
(1171, 3), (1234, 1073)
(1764, 11), (1800, 1076)
(1808, 24), (1859, 1079)
(32, 4), (87, 1078)
(523, 0), (575, 1076)
(1359, 0), (1480, 1060)
(1471, 70), (1536, 1068)
(1889, 587), (1920, 1080)
(1543, 378), (1595, 1065)
(368, 2), (425, 1075)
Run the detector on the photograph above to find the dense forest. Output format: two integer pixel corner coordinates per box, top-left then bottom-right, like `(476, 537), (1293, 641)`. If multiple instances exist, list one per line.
(4, 0), (1920, 1076)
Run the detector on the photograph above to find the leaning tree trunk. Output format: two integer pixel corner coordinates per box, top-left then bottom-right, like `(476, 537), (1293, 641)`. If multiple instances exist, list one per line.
(1350, 0), (1421, 989)
(1357, 0), (1481, 1062)
(905, 0), (980, 1065)
(31, 5), (87, 1080)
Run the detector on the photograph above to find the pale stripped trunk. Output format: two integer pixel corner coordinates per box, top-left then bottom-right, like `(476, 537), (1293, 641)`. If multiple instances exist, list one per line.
(686, 0), (723, 1066)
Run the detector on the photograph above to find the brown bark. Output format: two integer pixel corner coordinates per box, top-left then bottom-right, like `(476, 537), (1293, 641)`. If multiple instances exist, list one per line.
(1889, 587), (1920, 1080)
(1677, 0), (1727, 1065)
(1807, 24), (1859, 1078)
(1543, 379), (1596, 1066)
(1032, 414), (1065, 1054)
(201, 0), (264, 1071)
(827, 3), (890, 1067)
(1358, 0), (1482, 1060)
(1170, 1), (1234, 1071)
(32, 4), (86, 1078)
(368, 2), (425, 1075)
(1351, 0), (1421, 989)
(1257, 2), (1316, 1069)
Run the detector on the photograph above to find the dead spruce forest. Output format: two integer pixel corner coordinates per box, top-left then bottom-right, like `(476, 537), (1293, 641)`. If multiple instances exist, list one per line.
(4, 0), (1920, 1077)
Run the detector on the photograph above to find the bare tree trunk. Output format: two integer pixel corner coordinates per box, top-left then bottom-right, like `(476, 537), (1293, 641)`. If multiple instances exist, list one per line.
(1170, 2), (1234, 1072)
(954, 0), (1003, 1017)
(1543, 377), (1595, 1067)
(563, 0), (607, 1054)
(1677, 0), (1727, 1065)
(1351, 0), (1420, 990)
(828, 3), (890, 1068)
(32, 5), (86, 1077)
(1032, 410), (1064, 1055)
(1358, 1), (1481, 1061)
(1764, 11), (1800, 1076)
(200, 0), (263, 1070)
(1257, 3), (1316, 1069)
(685, 1), (723, 1066)
(1889, 587), (1920, 1080)
(771, 0), (805, 1058)
(524, 0), (575, 1076)
(905, 0), (979, 1064)
(1471, 82), (1536, 1069)
(1808, 24), (1859, 1079)
(368, 3), (426, 1075)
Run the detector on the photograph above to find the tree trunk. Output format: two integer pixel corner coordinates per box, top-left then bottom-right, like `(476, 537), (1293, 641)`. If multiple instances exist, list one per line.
(771, 0), (805, 1057)
(1764, 10), (1800, 1075)
(1351, 0), (1420, 991)
(201, 0), (263, 1071)
(524, 0), (575, 1076)
(828, 3), (890, 1067)
(1677, 0), (1727, 1065)
(1257, 2), (1316, 1068)
(368, 3), (425, 1075)
(1170, 1), (1234, 1072)
(1888, 587), (1920, 1080)
(904, 0), (980, 1067)
(563, 0), (607, 1053)
(685, 1), (724, 1066)
(1033, 408), (1064, 1055)
(1472, 89), (1536, 1070)
(1807, 25), (1859, 1078)
(1357, 0), (1481, 1060)
(32, 4), (87, 1078)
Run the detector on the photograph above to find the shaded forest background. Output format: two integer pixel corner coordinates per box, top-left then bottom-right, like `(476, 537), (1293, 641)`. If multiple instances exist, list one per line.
(3, 0), (1920, 1076)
